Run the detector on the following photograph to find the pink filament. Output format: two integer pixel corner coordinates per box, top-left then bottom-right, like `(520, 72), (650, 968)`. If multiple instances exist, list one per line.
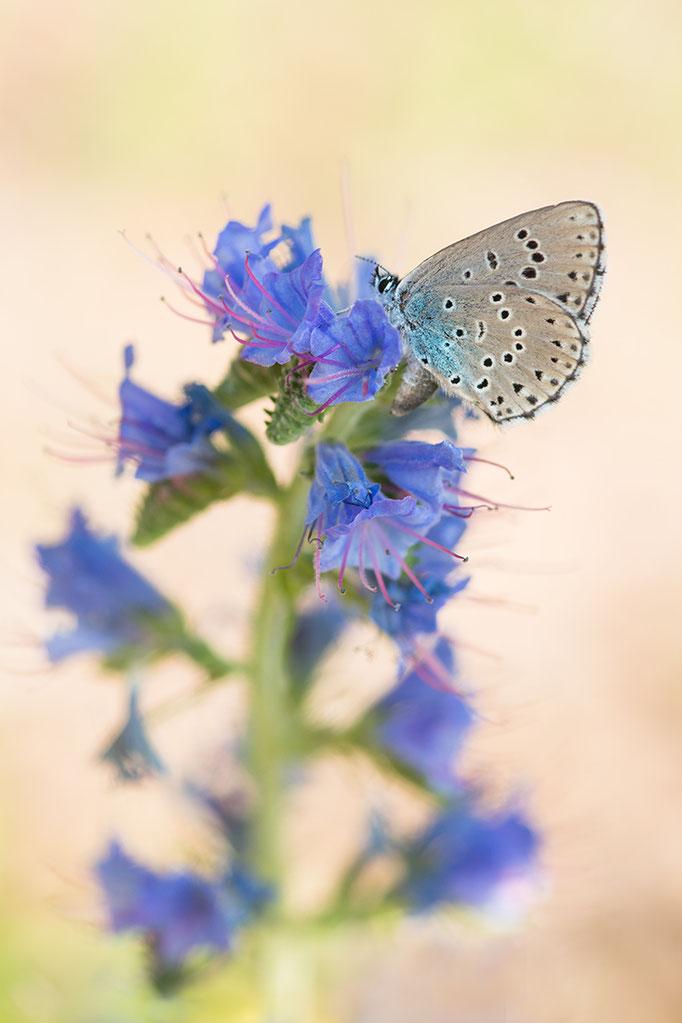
(244, 253), (298, 327)
(390, 521), (468, 562)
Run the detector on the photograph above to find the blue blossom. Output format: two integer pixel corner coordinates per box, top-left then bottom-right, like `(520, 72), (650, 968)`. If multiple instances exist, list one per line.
(304, 444), (440, 602)
(306, 301), (401, 411)
(370, 515), (469, 649)
(233, 250), (326, 366)
(289, 599), (349, 685)
(95, 842), (235, 970)
(35, 508), (173, 662)
(403, 805), (539, 912)
(278, 215), (318, 272)
(100, 684), (165, 782)
(376, 639), (474, 792)
(368, 439), (467, 515)
(117, 346), (229, 482)
(201, 204), (280, 342)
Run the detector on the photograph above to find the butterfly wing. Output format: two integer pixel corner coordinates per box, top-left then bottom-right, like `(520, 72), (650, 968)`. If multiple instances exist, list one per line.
(396, 282), (587, 422)
(399, 200), (605, 330)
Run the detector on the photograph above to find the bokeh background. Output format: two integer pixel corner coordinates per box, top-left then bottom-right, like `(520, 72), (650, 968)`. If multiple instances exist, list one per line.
(2, 0), (682, 1019)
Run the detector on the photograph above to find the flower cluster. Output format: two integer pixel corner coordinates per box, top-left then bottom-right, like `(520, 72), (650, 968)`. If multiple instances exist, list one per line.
(155, 204), (401, 413)
(34, 202), (541, 991)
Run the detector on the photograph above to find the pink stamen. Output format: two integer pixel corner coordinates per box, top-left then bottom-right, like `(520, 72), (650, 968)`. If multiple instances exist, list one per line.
(367, 537), (399, 608)
(160, 297), (216, 327)
(450, 485), (550, 513)
(444, 502), (496, 518)
(357, 528), (377, 593)
(374, 523), (432, 602)
(390, 522), (468, 562)
(305, 380), (355, 416)
(229, 329), (281, 350)
(337, 534), (353, 593)
(178, 270), (226, 317)
(221, 276), (289, 336)
(198, 232), (221, 269)
(244, 253), (298, 327)
(314, 525), (327, 603)
(463, 455), (515, 479)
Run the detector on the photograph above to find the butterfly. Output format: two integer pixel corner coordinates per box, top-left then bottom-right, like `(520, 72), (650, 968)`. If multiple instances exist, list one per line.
(372, 200), (605, 422)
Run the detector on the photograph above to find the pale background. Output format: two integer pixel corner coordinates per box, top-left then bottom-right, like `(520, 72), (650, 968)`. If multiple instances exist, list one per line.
(1, 0), (681, 1020)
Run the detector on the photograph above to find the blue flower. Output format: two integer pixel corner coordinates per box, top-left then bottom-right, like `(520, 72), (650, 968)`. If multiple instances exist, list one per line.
(116, 346), (229, 483)
(35, 508), (173, 662)
(304, 444), (440, 602)
(306, 301), (401, 411)
(278, 215), (318, 272)
(232, 250), (326, 367)
(100, 684), (165, 782)
(289, 600), (349, 686)
(367, 439), (467, 515)
(370, 516), (469, 649)
(201, 204), (280, 342)
(376, 639), (474, 792)
(403, 805), (539, 912)
(95, 842), (235, 970)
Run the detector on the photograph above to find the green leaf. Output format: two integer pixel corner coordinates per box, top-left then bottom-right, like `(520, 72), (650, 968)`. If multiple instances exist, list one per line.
(131, 419), (277, 547)
(213, 357), (280, 411)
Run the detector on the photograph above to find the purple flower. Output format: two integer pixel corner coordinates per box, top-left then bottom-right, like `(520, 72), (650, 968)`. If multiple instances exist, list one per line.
(201, 204), (280, 342)
(376, 639), (474, 792)
(35, 508), (173, 662)
(367, 439), (467, 515)
(305, 301), (401, 411)
(95, 842), (234, 970)
(116, 346), (229, 482)
(278, 215), (318, 272)
(100, 685), (165, 782)
(232, 250), (326, 367)
(403, 805), (539, 912)
(370, 516), (469, 649)
(289, 599), (349, 686)
(305, 444), (440, 603)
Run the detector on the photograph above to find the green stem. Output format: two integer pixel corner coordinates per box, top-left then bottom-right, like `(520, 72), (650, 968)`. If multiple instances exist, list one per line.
(247, 474), (309, 889)
(247, 473), (316, 1021)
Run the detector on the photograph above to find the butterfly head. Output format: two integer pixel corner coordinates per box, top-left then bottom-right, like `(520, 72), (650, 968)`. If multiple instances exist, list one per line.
(371, 266), (399, 306)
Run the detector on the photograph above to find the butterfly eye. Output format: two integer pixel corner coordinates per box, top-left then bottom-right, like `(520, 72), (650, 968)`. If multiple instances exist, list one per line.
(377, 276), (392, 294)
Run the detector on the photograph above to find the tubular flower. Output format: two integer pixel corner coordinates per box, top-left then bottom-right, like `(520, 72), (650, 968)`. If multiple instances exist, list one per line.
(201, 204), (281, 341)
(305, 300), (401, 411)
(36, 509), (174, 662)
(117, 346), (229, 482)
(235, 249), (326, 366)
(402, 804), (539, 913)
(96, 842), (233, 971)
(303, 444), (470, 604)
(100, 684), (165, 782)
(370, 515), (469, 650)
(367, 439), (468, 515)
(376, 638), (475, 792)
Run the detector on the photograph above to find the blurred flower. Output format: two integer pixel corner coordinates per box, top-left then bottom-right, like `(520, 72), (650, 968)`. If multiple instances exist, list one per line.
(36, 509), (174, 662)
(289, 599), (349, 687)
(116, 345), (229, 482)
(376, 639), (474, 792)
(402, 804), (539, 913)
(96, 842), (234, 972)
(100, 683), (165, 782)
(305, 300), (401, 411)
